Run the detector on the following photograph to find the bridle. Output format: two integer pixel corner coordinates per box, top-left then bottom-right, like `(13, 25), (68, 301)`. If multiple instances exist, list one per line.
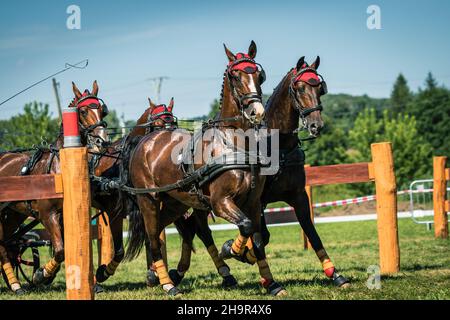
(145, 104), (178, 134)
(226, 53), (266, 125)
(71, 93), (109, 149)
(289, 67), (327, 130)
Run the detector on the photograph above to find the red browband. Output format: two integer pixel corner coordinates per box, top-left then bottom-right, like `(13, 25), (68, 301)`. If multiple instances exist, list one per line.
(228, 53), (258, 74)
(293, 64), (321, 85)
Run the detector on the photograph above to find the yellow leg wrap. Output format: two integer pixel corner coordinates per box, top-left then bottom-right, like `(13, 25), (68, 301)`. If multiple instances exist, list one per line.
(207, 245), (226, 269)
(257, 259), (273, 280)
(106, 260), (120, 275)
(154, 259), (172, 285)
(44, 258), (59, 276)
(231, 234), (248, 256)
(178, 242), (192, 272)
(3, 262), (19, 285)
(322, 259), (334, 270)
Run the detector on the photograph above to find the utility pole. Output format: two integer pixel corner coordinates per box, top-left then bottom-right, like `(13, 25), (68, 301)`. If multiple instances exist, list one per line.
(52, 78), (62, 121)
(147, 76), (169, 103)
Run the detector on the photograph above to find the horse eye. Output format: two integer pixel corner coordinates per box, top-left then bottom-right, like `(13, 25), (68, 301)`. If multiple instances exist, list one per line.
(80, 109), (88, 116)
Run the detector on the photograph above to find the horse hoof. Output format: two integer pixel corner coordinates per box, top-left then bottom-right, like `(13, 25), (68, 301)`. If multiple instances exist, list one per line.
(14, 288), (27, 296)
(43, 265), (60, 286)
(167, 286), (183, 297)
(265, 281), (286, 296)
(221, 275), (238, 289)
(169, 269), (184, 286)
(219, 239), (234, 260)
(95, 265), (110, 283)
(32, 268), (45, 285)
(146, 269), (160, 287)
(94, 283), (104, 294)
(332, 272), (350, 288)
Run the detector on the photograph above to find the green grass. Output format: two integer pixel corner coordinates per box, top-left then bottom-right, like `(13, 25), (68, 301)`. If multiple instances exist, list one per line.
(1, 219), (449, 300)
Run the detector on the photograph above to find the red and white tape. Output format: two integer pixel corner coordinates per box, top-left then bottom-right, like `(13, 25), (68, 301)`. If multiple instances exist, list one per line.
(264, 187), (446, 213)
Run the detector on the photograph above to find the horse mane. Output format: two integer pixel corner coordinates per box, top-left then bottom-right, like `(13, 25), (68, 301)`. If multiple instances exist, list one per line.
(264, 68), (295, 112)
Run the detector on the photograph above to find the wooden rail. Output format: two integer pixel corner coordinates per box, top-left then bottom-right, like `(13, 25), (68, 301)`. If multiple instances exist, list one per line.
(0, 174), (63, 202)
(305, 162), (371, 186)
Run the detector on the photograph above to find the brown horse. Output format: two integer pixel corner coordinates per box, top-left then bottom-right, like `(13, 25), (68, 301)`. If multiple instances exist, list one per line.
(126, 41), (286, 296)
(173, 56), (349, 288)
(227, 56), (349, 286)
(92, 98), (179, 284)
(0, 81), (108, 295)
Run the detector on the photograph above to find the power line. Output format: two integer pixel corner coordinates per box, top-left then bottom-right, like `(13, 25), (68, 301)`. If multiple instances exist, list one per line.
(0, 59), (89, 107)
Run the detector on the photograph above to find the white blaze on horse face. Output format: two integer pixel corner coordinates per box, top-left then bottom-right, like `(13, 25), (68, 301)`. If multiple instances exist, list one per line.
(245, 74), (265, 122)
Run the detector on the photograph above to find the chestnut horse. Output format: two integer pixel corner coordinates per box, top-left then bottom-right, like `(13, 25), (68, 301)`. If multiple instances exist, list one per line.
(0, 81), (108, 294)
(126, 41), (286, 296)
(92, 98), (180, 284)
(173, 56), (349, 288)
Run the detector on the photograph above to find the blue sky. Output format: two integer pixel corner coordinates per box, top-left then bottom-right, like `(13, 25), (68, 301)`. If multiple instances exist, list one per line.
(1, 0), (449, 120)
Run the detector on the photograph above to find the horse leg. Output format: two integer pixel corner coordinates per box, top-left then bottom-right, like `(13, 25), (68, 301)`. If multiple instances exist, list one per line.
(95, 215), (124, 284)
(168, 216), (195, 286)
(194, 210), (238, 288)
(288, 190), (349, 287)
(169, 210), (238, 288)
(235, 206), (270, 265)
(214, 197), (283, 294)
(0, 221), (25, 295)
(33, 209), (63, 286)
(136, 194), (181, 296)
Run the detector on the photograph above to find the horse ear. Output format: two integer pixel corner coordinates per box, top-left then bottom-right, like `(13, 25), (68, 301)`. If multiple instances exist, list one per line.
(148, 98), (156, 110)
(72, 81), (82, 99)
(168, 97), (174, 112)
(248, 40), (257, 59)
(92, 80), (99, 96)
(296, 56), (306, 72)
(223, 43), (236, 62)
(311, 56), (320, 70)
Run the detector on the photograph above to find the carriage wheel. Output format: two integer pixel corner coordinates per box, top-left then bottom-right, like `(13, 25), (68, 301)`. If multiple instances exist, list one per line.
(16, 246), (41, 286)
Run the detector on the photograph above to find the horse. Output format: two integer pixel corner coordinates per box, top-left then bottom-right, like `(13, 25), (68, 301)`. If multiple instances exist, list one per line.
(172, 56), (349, 288)
(92, 98), (180, 284)
(226, 56), (350, 286)
(0, 81), (108, 295)
(126, 41), (286, 296)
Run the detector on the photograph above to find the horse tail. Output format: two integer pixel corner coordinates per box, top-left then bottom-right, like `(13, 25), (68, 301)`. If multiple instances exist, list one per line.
(124, 208), (146, 261)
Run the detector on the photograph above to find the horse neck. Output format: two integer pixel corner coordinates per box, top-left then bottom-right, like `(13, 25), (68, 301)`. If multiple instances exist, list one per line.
(217, 76), (248, 130)
(265, 71), (300, 149)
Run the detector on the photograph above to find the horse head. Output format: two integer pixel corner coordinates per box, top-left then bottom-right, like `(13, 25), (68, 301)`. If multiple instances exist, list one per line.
(223, 41), (266, 125)
(70, 81), (109, 152)
(290, 56), (327, 137)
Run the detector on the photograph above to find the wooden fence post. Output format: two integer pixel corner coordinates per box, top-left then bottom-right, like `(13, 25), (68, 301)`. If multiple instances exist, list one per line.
(433, 156), (448, 239)
(97, 213), (114, 266)
(60, 147), (94, 300)
(60, 107), (94, 300)
(371, 142), (400, 274)
(302, 165), (314, 249)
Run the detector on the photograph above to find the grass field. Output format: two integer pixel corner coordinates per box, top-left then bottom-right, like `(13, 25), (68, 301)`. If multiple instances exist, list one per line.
(1, 218), (449, 300)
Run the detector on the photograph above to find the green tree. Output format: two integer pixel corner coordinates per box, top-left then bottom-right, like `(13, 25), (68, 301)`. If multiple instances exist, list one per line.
(348, 108), (432, 192)
(207, 99), (221, 119)
(390, 73), (412, 114)
(0, 102), (59, 150)
(407, 73), (450, 155)
(304, 114), (348, 166)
